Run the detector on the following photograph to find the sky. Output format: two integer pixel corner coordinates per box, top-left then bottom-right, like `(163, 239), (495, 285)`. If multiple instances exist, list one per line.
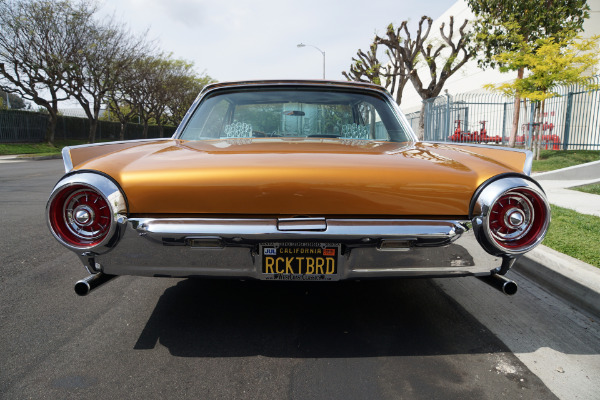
(97, 0), (456, 83)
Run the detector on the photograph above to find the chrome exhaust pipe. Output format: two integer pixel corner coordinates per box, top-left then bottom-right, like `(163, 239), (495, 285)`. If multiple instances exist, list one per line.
(477, 273), (518, 296)
(74, 272), (117, 296)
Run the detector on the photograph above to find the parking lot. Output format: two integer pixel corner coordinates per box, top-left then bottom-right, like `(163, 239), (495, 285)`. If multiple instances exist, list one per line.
(1, 158), (598, 399)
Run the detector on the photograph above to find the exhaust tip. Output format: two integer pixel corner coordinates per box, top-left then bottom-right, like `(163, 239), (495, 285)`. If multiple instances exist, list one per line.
(74, 280), (91, 296)
(501, 280), (518, 295)
(74, 272), (116, 296)
(477, 273), (518, 296)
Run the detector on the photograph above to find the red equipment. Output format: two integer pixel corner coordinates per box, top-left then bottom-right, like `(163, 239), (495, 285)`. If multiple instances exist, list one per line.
(448, 120), (501, 144)
(519, 123), (560, 150)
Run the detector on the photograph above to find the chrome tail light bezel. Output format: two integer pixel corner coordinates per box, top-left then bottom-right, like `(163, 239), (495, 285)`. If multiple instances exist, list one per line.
(46, 172), (128, 253)
(471, 175), (551, 256)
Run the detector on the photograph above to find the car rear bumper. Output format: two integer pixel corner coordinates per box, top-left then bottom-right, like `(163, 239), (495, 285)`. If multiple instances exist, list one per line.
(81, 217), (507, 279)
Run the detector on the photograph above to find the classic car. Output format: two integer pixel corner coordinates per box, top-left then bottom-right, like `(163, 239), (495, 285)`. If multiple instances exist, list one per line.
(46, 80), (550, 296)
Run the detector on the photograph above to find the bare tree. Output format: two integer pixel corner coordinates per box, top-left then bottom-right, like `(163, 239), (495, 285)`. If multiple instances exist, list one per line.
(148, 57), (172, 138)
(343, 41), (383, 84)
(105, 52), (153, 140)
(65, 17), (148, 143)
(376, 16), (474, 138)
(105, 94), (138, 141)
(0, 0), (212, 144)
(117, 54), (214, 138)
(381, 35), (410, 106)
(163, 62), (215, 127)
(116, 55), (163, 139)
(343, 37), (409, 105)
(345, 16), (474, 139)
(0, 0), (94, 144)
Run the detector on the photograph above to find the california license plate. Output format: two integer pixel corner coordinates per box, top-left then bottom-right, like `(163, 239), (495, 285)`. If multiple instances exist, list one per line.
(259, 242), (340, 281)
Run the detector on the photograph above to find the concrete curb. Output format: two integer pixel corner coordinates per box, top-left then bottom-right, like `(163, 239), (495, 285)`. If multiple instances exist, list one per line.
(514, 245), (600, 317)
(17, 154), (62, 161)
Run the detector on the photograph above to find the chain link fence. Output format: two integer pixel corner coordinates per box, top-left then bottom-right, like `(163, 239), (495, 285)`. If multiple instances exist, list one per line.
(0, 110), (176, 143)
(406, 76), (600, 150)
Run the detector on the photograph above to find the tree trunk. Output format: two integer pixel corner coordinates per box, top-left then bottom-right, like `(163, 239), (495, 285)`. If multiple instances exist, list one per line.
(369, 107), (376, 138)
(88, 119), (98, 144)
(45, 111), (57, 146)
(417, 102), (426, 140)
(44, 97), (59, 146)
(143, 122), (149, 139)
(532, 102), (540, 159)
(119, 122), (126, 141)
(508, 67), (525, 147)
(536, 100), (546, 160)
(394, 80), (407, 106)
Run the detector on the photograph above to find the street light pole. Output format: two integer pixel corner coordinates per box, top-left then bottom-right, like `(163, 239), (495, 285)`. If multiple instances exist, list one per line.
(297, 43), (325, 79)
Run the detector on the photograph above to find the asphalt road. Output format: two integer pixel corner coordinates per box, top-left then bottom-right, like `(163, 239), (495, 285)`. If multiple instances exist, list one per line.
(1, 159), (598, 400)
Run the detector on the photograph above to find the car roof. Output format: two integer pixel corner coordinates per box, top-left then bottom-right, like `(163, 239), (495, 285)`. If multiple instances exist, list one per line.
(199, 79), (389, 96)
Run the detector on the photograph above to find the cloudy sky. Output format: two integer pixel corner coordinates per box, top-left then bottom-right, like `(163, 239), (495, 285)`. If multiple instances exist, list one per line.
(98, 0), (456, 82)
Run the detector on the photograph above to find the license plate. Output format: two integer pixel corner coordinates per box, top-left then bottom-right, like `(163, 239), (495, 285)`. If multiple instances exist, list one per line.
(259, 242), (340, 281)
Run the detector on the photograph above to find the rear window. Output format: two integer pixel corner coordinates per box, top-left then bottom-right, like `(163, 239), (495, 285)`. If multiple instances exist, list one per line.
(178, 88), (412, 142)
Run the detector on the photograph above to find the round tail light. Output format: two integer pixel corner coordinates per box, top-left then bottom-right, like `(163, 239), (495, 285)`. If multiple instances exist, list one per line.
(46, 173), (127, 252)
(48, 185), (112, 247)
(471, 176), (550, 256)
(488, 188), (549, 251)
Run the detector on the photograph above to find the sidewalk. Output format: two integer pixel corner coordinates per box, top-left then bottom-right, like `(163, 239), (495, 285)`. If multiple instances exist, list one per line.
(515, 160), (600, 316)
(533, 160), (600, 217)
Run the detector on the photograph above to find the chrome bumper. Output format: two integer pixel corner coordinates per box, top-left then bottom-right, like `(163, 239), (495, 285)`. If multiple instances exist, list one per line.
(79, 217), (507, 279)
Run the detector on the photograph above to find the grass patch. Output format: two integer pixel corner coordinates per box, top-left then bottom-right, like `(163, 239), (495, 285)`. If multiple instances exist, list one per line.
(0, 142), (59, 155)
(543, 205), (600, 268)
(0, 140), (89, 156)
(570, 183), (600, 196)
(532, 150), (600, 172)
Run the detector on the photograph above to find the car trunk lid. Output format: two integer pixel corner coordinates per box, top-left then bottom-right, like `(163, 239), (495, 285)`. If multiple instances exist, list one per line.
(74, 138), (528, 216)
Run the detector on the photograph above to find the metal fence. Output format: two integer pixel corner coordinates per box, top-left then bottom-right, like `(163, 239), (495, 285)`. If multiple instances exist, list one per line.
(406, 76), (600, 150)
(0, 110), (48, 142)
(0, 110), (176, 143)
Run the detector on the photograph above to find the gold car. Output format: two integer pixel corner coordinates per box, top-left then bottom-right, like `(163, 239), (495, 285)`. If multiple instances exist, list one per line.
(46, 80), (550, 296)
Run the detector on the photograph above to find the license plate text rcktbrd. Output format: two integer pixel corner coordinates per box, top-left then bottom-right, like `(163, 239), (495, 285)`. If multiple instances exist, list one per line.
(261, 244), (338, 276)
